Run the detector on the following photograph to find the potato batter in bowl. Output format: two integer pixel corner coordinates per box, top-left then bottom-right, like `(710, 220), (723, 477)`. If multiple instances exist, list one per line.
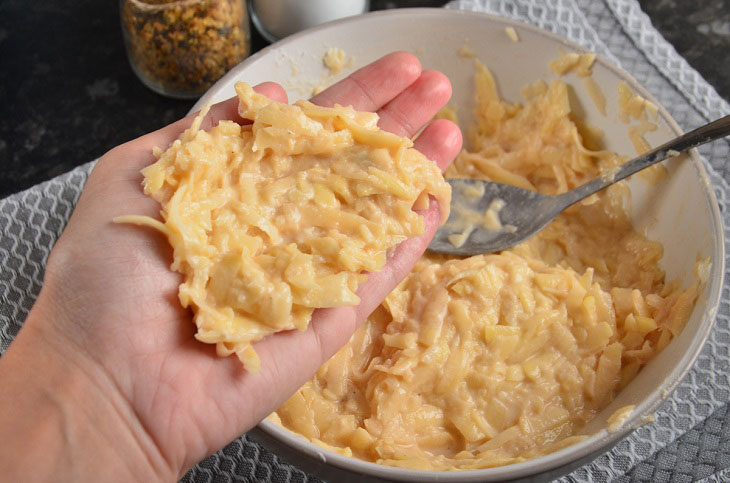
(272, 62), (709, 470)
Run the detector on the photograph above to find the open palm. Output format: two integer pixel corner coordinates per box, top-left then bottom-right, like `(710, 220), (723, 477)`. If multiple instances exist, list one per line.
(18, 52), (462, 479)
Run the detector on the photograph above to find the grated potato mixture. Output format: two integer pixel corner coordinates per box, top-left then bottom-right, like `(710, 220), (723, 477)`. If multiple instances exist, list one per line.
(272, 61), (709, 470)
(118, 82), (450, 371)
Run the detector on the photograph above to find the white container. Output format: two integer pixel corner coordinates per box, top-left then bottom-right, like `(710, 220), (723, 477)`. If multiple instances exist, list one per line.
(250, 0), (369, 42)
(193, 8), (725, 482)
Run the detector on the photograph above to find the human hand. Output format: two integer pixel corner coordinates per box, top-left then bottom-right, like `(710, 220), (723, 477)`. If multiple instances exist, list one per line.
(0, 52), (462, 481)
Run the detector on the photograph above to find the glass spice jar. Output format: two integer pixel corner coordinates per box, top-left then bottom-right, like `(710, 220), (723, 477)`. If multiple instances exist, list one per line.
(120, 0), (250, 99)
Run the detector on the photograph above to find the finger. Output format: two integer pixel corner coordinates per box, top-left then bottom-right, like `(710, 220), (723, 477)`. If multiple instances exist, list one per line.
(413, 119), (463, 172)
(241, 305), (358, 419)
(310, 51), (421, 111)
(376, 70), (453, 137)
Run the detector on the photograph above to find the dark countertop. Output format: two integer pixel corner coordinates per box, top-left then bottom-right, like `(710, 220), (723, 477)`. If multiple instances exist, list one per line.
(0, 0), (728, 200)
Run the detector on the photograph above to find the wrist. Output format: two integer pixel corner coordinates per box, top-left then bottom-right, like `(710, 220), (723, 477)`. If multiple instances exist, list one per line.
(0, 306), (174, 482)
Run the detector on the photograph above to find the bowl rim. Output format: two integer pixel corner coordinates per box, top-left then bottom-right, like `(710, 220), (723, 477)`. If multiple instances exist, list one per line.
(192, 7), (726, 481)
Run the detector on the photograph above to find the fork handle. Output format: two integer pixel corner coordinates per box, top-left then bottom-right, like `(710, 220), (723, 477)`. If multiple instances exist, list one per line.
(559, 114), (730, 206)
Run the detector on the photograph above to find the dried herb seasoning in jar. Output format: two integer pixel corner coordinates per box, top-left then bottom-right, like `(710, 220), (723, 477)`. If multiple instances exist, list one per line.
(120, 0), (250, 99)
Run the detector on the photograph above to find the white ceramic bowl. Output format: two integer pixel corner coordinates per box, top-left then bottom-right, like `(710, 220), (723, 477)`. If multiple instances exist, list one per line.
(192, 8), (725, 482)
